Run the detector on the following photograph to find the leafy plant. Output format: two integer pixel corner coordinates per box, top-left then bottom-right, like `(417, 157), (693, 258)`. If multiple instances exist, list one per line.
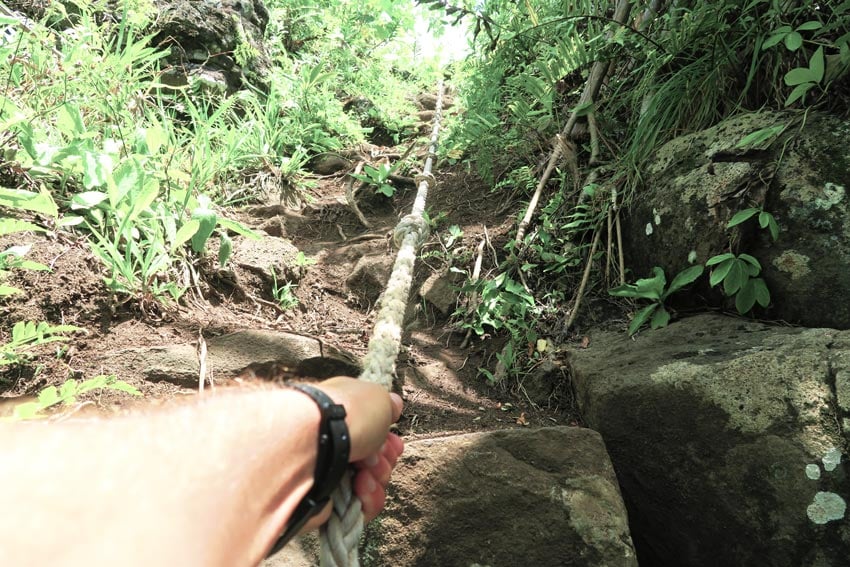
(7, 375), (141, 421)
(783, 46), (825, 106)
(270, 268), (299, 310)
(0, 321), (81, 366)
(0, 244), (50, 297)
(609, 265), (705, 336)
(351, 163), (398, 197)
(727, 206), (780, 241)
(706, 253), (771, 314)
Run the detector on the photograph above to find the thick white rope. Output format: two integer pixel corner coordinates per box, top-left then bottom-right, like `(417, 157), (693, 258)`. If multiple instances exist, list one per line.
(318, 80), (444, 567)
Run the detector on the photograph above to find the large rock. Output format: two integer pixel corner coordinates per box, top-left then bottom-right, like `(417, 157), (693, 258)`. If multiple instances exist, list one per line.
(626, 111), (850, 328)
(570, 314), (850, 566)
(97, 330), (360, 386)
(152, 0), (272, 93)
(366, 427), (637, 566)
(4, 1), (272, 94)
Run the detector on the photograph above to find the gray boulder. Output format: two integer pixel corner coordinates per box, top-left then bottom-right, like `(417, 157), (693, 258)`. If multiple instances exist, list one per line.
(152, 0), (271, 94)
(626, 111), (850, 328)
(570, 313), (850, 566)
(366, 427), (638, 566)
(97, 329), (360, 387)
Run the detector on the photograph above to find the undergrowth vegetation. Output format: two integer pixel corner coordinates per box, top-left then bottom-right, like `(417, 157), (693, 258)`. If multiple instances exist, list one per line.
(434, 0), (850, 382)
(0, 0), (442, 406)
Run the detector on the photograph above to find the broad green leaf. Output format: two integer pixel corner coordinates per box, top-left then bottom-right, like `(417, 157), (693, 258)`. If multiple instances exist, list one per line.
(758, 211), (770, 228)
(738, 254), (761, 270)
(785, 82), (814, 106)
(735, 279), (757, 314)
(665, 265), (704, 297)
(753, 278), (770, 307)
(82, 150), (111, 189)
(217, 218), (261, 240)
(727, 208), (760, 228)
(126, 178), (159, 222)
(0, 285), (22, 296)
(785, 31), (803, 51)
(58, 216), (85, 228)
(706, 253), (735, 266)
(37, 386), (59, 407)
(57, 103), (85, 137)
(109, 381), (142, 396)
(0, 219), (46, 236)
(784, 67), (815, 86)
(218, 232), (233, 267)
(628, 304), (658, 336)
(723, 260), (747, 295)
(761, 32), (787, 50)
(736, 125), (785, 149)
(810, 46), (825, 83)
(767, 216), (780, 240)
(70, 191), (108, 210)
(632, 267), (666, 300)
(17, 260), (49, 271)
(0, 188), (58, 217)
(710, 258), (734, 287)
(171, 220), (201, 251)
(113, 160), (142, 205)
(797, 21), (823, 31)
(59, 379), (79, 401)
(572, 101), (594, 117)
(650, 305), (671, 329)
(190, 208), (217, 253)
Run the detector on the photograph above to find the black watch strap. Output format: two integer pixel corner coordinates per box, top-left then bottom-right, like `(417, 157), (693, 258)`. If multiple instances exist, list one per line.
(266, 382), (351, 557)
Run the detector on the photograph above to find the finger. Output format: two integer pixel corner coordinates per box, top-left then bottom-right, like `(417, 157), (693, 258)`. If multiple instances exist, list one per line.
(390, 393), (403, 422)
(353, 469), (387, 523)
(383, 433), (404, 467)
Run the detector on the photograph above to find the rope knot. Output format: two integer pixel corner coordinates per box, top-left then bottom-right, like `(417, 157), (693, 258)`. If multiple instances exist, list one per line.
(414, 171), (437, 188)
(393, 214), (430, 249)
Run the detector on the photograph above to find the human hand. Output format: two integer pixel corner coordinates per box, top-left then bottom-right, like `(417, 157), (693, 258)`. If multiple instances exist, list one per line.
(306, 377), (404, 527)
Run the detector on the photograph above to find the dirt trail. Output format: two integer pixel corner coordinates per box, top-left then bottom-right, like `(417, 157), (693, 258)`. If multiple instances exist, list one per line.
(0, 141), (577, 435)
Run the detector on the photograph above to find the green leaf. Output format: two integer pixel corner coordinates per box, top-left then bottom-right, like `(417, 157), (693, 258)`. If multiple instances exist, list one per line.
(0, 285), (22, 296)
(784, 67), (815, 86)
(171, 220), (201, 251)
(735, 279), (757, 314)
(785, 82), (814, 106)
(0, 219), (46, 236)
(736, 125), (785, 149)
(190, 208), (217, 253)
(650, 305), (671, 329)
(218, 232), (233, 268)
(767, 216), (780, 241)
(810, 46), (825, 83)
(0, 188), (58, 217)
(706, 253), (735, 266)
(784, 31), (803, 51)
(216, 218), (261, 240)
(572, 101), (594, 117)
(57, 103), (85, 137)
(752, 278), (770, 307)
(37, 386), (60, 408)
(628, 304), (658, 336)
(762, 32), (787, 50)
(710, 258), (734, 287)
(796, 21), (823, 31)
(70, 191), (109, 210)
(738, 254), (761, 270)
(727, 208), (760, 228)
(59, 379), (79, 401)
(758, 211), (770, 228)
(664, 265), (704, 297)
(723, 260), (747, 295)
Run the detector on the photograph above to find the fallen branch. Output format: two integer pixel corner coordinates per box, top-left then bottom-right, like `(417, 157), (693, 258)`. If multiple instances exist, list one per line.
(565, 227), (603, 332)
(345, 161), (372, 228)
(460, 231), (487, 349)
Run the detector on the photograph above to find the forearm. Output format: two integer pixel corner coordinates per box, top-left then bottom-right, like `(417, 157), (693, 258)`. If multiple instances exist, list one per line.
(0, 388), (319, 567)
